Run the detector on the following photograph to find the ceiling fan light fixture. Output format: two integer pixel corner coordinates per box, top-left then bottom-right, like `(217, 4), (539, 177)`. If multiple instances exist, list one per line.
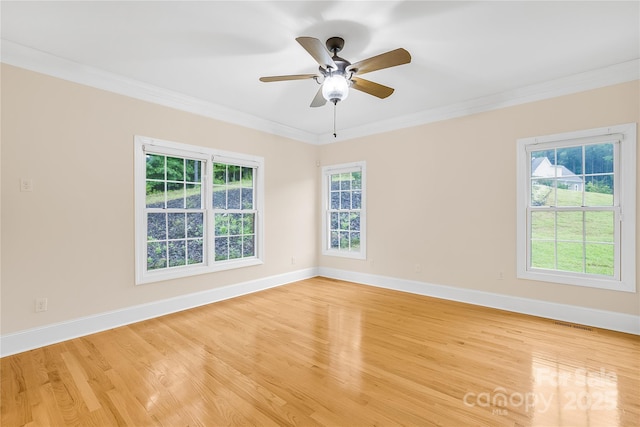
(322, 74), (350, 104)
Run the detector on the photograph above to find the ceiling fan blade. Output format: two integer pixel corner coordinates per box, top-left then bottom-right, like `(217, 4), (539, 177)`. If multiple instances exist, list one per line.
(347, 48), (411, 75)
(310, 85), (327, 107)
(259, 74), (318, 82)
(350, 77), (395, 99)
(296, 36), (337, 71)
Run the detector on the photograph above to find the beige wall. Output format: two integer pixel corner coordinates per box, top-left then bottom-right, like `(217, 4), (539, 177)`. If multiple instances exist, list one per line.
(319, 80), (640, 316)
(2, 64), (638, 337)
(1, 65), (319, 333)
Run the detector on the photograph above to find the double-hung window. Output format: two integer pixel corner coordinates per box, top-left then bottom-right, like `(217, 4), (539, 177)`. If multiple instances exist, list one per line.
(322, 161), (366, 259)
(212, 160), (257, 263)
(135, 136), (264, 284)
(516, 123), (636, 292)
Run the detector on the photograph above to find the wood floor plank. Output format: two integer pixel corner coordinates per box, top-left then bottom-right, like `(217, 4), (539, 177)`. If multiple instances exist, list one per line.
(2, 277), (639, 426)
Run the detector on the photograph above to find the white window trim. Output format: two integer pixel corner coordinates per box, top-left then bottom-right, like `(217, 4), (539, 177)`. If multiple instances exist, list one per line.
(134, 135), (264, 285)
(321, 161), (367, 260)
(516, 123), (636, 292)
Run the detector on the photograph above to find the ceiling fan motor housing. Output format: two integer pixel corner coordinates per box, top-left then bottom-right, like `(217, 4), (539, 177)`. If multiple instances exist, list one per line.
(319, 38), (352, 104)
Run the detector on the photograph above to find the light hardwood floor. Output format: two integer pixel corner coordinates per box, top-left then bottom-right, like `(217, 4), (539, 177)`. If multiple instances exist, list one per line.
(2, 277), (639, 426)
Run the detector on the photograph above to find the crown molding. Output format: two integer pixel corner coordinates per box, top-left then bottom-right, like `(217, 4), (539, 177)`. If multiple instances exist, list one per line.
(317, 59), (640, 144)
(2, 40), (637, 145)
(1, 40), (320, 144)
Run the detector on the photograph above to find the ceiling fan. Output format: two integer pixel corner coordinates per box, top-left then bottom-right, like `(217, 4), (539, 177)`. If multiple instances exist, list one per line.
(259, 36), (411, 108)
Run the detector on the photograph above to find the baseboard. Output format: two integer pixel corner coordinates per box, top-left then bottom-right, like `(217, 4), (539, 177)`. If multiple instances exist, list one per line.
(0, 267), (318, 357)
(3, 266), (636, 357)
(318, 267), (640, 336)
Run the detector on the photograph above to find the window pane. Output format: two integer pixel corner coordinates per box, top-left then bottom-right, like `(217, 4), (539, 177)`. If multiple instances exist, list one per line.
(352, 190), (361, 209)
(185, 159), (201, 183)
(147, 213), (167, 241)
(241, 188), (253, 209)
(339, 212), (350, 230)
(340, 191), (351, 210)
(213, 163), (227, 185)
(585, 175), (613, 206)
(556, 211), (583, 241)
(556, 242), (584, 273)
(168, 241), (186, 267)
(556, 181), (582, 207)
(330, 175), (340, 191)
(228, 165), (241, 183)
(242, 235), (255, 257)
(229, 236), (242, 259)
(350, 232), (360, 250)
(586, 244), (614, 276)
(229, 213), (242, 235)
(352, 172), (362, 190)
(243, 213), (255, 235)
(556, 146), (583, 175)
(146, 154), (165, 180)
(531, 179), (554, 206)
(330, 212), (339, 230)
(147, 241), (167, 270)
(340, 173), (351, 190)
(339, 231), (350, 249)
(215, 237), (228, 261)
(531, 150), (555, 177)
(531, 211), (555, 240)
(186, 184), (201, 209)
(585, 143), (614, 174)
(242, 167), (253, 186)
(166, 182), (184, 209)
(167, 213), (186, 239)
(350, 213), (360, 232)
(213, 186), (226, 209)
(331, 191), (340, 209)
(186, 213), (203, 238)
(228, 188), (241, 209)
(146, 181), (165, 208)
(585, 211), (614, 243)
(330, 231), (339, 249)
(187, 239), (203, 265)
(531, 240), (555, 270)
(166, 157), (184, 181)
(215, 213), (229, 236)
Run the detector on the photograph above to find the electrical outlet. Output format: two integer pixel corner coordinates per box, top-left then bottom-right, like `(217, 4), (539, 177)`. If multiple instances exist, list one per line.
(291, 256), (296, 265)
(35, 297), (48, 312)
(20, 178), (34, 192)
(415, 263), (422, 273)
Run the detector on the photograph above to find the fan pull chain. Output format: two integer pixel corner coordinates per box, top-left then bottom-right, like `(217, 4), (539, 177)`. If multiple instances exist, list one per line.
(333, 102), (337, 138)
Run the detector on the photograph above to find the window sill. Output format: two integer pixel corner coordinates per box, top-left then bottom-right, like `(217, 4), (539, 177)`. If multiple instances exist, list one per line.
(322, 249), (366, 260)
(517, 268), (635, 293)
(136, 258), (264, 285)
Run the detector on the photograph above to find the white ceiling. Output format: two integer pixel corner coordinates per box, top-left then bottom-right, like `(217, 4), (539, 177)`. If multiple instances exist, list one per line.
(2, 1), (639, 144)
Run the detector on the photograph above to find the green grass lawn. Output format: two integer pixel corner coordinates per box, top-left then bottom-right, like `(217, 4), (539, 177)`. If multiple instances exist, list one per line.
(530, 185), (615, 276)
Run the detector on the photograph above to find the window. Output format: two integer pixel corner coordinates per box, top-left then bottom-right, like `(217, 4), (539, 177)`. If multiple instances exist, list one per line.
(516, 123), (636, 292)
(322, 162), (366, 259)
(212, 162), (256, 262)
(135, 136), (264, 284)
